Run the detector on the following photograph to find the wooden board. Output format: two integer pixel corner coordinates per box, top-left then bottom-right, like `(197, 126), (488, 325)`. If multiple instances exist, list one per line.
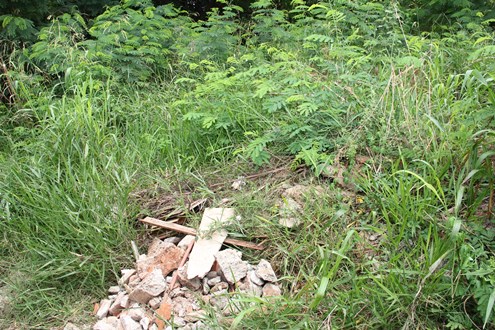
(140, 217), (264, 250)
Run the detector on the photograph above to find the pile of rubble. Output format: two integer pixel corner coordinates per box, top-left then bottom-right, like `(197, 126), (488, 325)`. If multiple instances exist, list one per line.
(93, 208), (280, 330)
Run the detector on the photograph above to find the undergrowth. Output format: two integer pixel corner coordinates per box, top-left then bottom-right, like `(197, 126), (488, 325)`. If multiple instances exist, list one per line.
(0, 0), (494, 328)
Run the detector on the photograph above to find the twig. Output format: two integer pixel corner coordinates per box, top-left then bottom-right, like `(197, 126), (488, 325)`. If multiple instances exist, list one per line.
(130, 241), (140, 262)
(169, 239), (194, 290)
(140, 216), (265, 250)
(208, 166), (288, 189)
(0, 60), (18, 105)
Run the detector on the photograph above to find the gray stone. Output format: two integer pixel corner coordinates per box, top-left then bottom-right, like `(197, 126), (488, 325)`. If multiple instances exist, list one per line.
(207, 276), (221, 287)
(108, 286), (121, 294)
(184, 310), (207, 323)
(214, 249), (248, 284)
(255, 259), (277, 282)
(127, 303), (146, 321)
(210, 282), (228, 293)
(120, 294), (130, 309)
(202, 277), (210, 295)
(119, 269), (136, 285)
(172, 296), (191, 317)
(140, 317), (151, 330)
(248, 270), (265, 286)
(177, 262), (202, 291)
(177, 235), (195, 250)
(128, 274), (140, 288)
(120, 315), (141, 330)
(206, 271), (218, 279)
(109, 292), (126, 316)
(63, 323), (81, 330)
(240, 276), (262, 297)
(278, 197), (302, 228)
(210, 289), (229, 310)
(96, 299), (112, 319)
(163, 236), (182, 245)
(148, 296), (162, 310)
(129, 268), (166, 304)
(262, 283), (282, 297)
(93, 316), (119, 330)
(172, 316), (186, 327)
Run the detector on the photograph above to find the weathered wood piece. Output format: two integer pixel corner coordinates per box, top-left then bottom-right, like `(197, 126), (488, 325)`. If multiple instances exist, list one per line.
(186, 208), (234, 279)
(140, 216), (264, 250)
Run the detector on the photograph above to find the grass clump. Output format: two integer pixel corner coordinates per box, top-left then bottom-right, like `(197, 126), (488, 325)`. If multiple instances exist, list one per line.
(1, 0), (494, 328)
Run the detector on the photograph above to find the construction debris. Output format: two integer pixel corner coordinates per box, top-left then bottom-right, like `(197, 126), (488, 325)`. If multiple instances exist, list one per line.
(94, 209), (280, 330)
(187, 208), (234, 279)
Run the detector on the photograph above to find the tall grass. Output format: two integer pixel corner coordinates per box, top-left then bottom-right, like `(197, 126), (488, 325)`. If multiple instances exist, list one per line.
(1, 0), (494, 328)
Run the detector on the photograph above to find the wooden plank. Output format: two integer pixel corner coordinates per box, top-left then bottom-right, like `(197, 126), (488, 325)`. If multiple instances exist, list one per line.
(140, 216), (264, 250)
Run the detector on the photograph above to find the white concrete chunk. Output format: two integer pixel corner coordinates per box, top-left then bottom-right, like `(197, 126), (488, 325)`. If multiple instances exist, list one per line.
(187, 208), (235, 279)
(120, 315), (141, 330)
(129, 268), (166, 304)
(215, 249), (248, 284)
(96, 299), (112, 319)
(256, 259), (277, 282)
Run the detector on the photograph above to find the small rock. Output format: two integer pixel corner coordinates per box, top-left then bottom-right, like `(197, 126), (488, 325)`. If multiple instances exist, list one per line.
(140, 317), (151, 330)
(127, 303), (146, 321)
(210, 282), (228, 293)
(278, 217), (301, 228)
(63, 322), (81, 330)
(128, 275), (141, 288)
(207, 276), (222, 287)
(202, 277), (210, 295)
(147, 238), (164, 256)
(177, 262), (202, 291)
(119, 269), (137, 286)
(96, 299), (112, 319)
(190, 321), (210, 330)
(231, 178), (246, 190)
(129, 268), (166, 304)
(148, 296), (162, 310)
(163, 236), (182, 245)
(215, 249), (248, 284)
(120, 295), (130, 309)
(278, 197), (302, 228)
(282, 184), (313, 203)
(172, 296), (192, 317)
(222, 302), (241, 317)
(240, 276), (262, 297)
(206, 271), (218, 279)
(184, 310), (207, 323)
(256, 259), (277, 282)
(201, 295), (211, 305)
(120, 315), (141, 330)
(109, 292), (126, 316)
(262, 283), (282, 297)
(210, 289), (229, 310)
(248, 270), (265, 286)
(177, 235), (195, 250)
(93, 316), (119, 330)
(108, 286), (121, 294)
(172, 316), (186, 327)
(149, 324), (159, 330)
(169, 287), (184, 299)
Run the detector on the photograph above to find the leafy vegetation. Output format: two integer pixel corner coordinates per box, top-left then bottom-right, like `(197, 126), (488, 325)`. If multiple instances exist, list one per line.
(1, 0), (494, 328)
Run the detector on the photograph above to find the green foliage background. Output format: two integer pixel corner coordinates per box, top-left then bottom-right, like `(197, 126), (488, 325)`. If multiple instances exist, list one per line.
(1, 0), (494, 328)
